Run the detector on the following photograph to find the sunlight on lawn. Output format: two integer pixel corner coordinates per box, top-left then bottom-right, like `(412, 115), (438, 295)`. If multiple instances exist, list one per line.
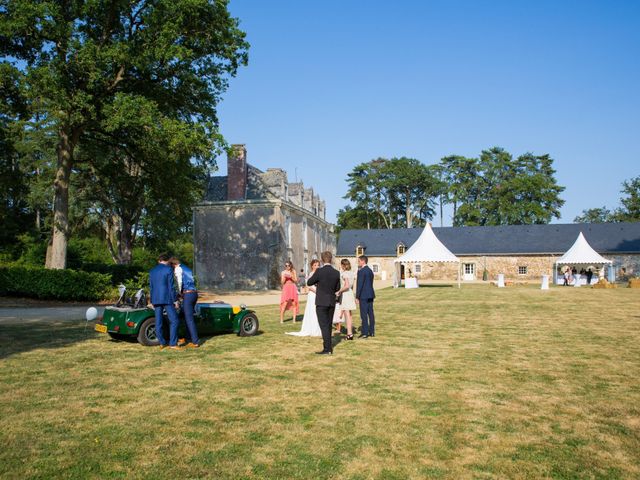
(1, 285), (639, 479)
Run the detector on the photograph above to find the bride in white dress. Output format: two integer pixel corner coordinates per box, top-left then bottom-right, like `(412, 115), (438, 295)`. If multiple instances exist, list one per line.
(286, 260), (322, 337)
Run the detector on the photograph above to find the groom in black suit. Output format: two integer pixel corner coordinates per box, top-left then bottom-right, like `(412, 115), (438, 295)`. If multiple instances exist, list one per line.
(306, 251), (341, 355)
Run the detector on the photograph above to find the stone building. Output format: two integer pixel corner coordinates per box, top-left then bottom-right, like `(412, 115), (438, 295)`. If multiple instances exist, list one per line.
(336, 223), (640, 283)
(193, 145), (336, 290)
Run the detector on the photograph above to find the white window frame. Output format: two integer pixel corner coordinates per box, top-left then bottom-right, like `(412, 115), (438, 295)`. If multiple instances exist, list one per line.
(518, 266), (528, 275)
(371, 263), (380, 274)
(464, 263), (475, 275)
(303, 219), (308, 250)
(284, 214), (291, 248)
(414, 264), (422, 274)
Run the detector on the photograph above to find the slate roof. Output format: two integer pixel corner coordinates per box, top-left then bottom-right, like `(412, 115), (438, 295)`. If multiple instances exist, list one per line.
(336, 222), (640, 257)
(202, 165), (276, 202)
(203, 176), (227, 202)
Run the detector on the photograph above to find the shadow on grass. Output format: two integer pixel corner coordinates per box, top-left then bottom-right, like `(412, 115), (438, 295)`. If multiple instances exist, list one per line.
(0, 321), (97, 360)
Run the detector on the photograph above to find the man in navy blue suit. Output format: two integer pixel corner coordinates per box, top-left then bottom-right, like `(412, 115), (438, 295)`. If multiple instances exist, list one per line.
(355, 255), (376, 338)
(149, 253), (181, 350)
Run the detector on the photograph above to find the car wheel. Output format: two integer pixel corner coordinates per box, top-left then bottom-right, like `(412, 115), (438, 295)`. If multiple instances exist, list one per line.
(238, 313), (259, 336)
(108, 332), (128, 341)
(137, 317), (160, 346)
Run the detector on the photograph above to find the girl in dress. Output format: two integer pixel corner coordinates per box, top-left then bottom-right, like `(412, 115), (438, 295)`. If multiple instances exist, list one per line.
(336, 258), (357, 340)
(286, 260), (322, 337)
(280, 261), (299, 323)
(333, 299), (343, 334)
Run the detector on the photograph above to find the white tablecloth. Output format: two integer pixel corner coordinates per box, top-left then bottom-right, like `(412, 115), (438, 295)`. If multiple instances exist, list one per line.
(405, 277), (419, 289)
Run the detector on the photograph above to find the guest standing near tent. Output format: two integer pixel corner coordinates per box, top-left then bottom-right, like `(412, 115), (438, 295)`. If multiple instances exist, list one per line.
(336, 259), (356, 340)
(587, 268), (594, 285)
(280, 261), (298, 323)
(356, 255), (376, 338)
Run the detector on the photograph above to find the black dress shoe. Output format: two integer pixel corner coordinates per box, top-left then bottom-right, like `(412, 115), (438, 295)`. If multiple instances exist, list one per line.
(369, 334), (375, 337)
(358, 334), (368, 339)
(316, 350), (333, 355)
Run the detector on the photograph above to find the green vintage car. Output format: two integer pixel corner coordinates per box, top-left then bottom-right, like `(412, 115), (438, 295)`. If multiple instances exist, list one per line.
(92, 289), (259, 346)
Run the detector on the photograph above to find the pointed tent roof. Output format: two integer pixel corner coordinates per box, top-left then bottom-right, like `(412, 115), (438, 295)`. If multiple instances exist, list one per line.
(394, 223), (460, 263)
(556, 232), (612, 265)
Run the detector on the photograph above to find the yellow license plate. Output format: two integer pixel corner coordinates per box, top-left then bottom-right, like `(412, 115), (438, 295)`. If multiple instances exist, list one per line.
(94, 324), (108, 333)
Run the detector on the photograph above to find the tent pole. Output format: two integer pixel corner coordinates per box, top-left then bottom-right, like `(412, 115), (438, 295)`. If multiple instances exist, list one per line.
(458, 262), (461, 289)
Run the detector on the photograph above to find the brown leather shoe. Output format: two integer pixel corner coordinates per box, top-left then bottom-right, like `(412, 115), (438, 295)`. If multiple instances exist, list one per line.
(177, 338), (186, 346)
(158, 345), (167, 350)
(186, 343), (200, 348)
(168, 346), (184, 351)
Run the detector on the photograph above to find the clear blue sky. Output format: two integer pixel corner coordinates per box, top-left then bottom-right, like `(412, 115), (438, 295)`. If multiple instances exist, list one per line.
(216, 0), (640, 226)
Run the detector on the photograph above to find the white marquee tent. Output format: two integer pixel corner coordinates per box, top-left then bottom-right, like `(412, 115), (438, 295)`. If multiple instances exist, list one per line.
(555, 232), (612, 281)
(394, 223), (461, 288)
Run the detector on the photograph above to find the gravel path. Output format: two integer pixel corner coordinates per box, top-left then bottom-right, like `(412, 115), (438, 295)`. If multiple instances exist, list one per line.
(0, 306), (107, 324)
(0, 280), (392, 325)
(0, 292), (289, 325)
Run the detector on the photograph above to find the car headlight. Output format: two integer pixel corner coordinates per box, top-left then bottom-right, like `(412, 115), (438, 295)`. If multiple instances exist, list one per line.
(240, 304), (247, 310)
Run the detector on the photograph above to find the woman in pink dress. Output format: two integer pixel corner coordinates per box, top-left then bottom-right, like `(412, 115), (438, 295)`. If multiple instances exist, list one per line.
(280, 261), (299, 323)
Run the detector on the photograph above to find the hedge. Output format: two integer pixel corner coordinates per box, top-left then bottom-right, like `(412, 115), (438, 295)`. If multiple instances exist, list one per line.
(0, 266), (112, 301)
(81, 263), (145, 286)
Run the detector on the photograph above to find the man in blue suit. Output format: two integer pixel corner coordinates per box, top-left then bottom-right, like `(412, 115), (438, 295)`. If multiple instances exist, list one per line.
(355, 255), (376, 338)
(170, 257), (200, 348)
(149, 253), (181, 350)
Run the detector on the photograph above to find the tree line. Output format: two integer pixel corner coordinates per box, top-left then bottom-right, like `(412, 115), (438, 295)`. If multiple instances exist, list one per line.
(573, 176), (640, 223)
(338, 147), (566, 230)
(0, 0), (248, 268)
(338, 148), (639, 231)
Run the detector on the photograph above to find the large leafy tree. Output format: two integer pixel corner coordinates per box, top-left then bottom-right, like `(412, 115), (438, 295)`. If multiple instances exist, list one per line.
(577, 176), (640, 223)
(74, 96), (221, 263)
(340, 157), (440, 230)
(384, 157), (439, 228)
(447, 147), (565, 226)
(1, 0), (248, 268)
(574, 207), (614, 223)
(343, 159), (391, 229)
(335, 205), (370, 233)
(617, 176), (640, 222)
(438, 155), (479, 221)
(0, 62), (31, 250)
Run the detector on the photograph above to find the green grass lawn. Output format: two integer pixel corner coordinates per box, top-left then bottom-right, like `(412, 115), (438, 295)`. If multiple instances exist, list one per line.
(1, 285), (639, 479)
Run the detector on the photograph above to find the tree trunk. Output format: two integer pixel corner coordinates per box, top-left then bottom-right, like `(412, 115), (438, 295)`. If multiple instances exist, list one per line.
(45, 130), (75, 269)
(105, 213), (134, 265)
(35, 167), (41, 230)
(439, 195), (444, 227)
(406, 191), (412, 228)
(117, 219), (133, 264)
(365, 193), (370, 229)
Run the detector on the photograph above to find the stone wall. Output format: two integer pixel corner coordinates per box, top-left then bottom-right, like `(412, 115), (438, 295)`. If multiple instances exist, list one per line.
(193, 202), (283, 290)
(194, 200), (336, 290)
(610, 255), (640, 279)
(335, 253), (640, 283)
(282, 204), (335, 277)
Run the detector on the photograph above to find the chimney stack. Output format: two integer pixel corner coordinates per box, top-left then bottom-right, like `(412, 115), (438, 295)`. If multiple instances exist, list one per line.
(227, 144), (247, 200)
